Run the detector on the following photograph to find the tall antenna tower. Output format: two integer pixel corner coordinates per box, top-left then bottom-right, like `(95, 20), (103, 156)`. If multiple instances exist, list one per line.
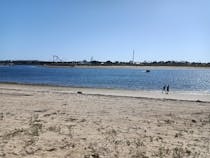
(90, 56), (94, 62)
(132, 50), (135, 64)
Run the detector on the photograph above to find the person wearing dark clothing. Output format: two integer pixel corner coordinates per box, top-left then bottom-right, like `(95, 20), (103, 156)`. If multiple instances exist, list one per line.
(166, 85), (170, 94)
(162, 85), (166, 93)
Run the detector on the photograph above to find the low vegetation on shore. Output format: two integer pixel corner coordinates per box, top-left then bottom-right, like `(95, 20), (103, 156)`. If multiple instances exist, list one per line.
(1, 60), (210, 67)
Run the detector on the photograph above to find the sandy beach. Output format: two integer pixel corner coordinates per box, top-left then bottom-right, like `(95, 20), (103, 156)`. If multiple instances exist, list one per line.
(0, 83), (210, 158)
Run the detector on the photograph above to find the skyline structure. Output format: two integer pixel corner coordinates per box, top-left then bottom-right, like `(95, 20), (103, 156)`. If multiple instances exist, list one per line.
(1, 0), (210, 62)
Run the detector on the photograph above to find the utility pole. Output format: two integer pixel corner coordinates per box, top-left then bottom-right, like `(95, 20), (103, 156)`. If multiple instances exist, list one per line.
(132, 50), (135, 64)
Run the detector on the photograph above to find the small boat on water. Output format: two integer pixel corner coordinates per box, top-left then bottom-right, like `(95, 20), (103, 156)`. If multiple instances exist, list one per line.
(145, 70), (150, 73)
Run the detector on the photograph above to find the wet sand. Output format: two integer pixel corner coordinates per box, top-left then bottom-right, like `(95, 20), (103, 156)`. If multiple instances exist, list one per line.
(0, 83), (210, 157)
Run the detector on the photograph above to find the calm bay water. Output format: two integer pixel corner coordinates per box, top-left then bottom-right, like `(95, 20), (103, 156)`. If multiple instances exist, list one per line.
(0, 65), (210, 92)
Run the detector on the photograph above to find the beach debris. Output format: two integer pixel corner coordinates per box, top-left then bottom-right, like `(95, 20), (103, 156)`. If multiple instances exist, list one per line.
(33, 109), (48, 113)
(196, 100), (203, 103)
(0, 112), (3, 120)
(175, 132), (183, 138)
(191, 119), (197, 123)
(80, 118), (86, 122)
(164, 119), (175, 124)
(91, 153), (100, 158)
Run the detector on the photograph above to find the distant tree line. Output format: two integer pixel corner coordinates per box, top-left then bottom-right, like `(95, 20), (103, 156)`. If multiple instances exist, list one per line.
(0, 60), (210, 67)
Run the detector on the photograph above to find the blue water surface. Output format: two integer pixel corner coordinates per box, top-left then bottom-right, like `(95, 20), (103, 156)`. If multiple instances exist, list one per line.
(0, 65), (210, 92)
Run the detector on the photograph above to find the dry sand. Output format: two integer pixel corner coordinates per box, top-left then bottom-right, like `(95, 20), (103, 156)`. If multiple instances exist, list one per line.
(0, 83), (210, 158)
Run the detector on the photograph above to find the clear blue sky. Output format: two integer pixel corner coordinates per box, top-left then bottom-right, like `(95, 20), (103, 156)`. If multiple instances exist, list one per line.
(1, 0), (210, 62)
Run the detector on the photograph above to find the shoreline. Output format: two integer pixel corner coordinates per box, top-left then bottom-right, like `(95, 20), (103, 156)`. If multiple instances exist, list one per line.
(1, 82), (210, 103)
